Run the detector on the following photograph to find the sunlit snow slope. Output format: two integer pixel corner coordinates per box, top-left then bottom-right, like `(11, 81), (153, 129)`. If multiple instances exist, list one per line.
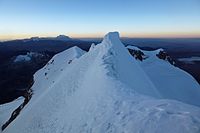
(3, 32), (200, 133)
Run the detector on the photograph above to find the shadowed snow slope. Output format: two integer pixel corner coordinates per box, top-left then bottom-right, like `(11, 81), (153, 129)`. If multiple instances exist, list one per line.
(3, 32), (200, 133)
(127, 45), (200, 107)
(0, 97), (24, 133)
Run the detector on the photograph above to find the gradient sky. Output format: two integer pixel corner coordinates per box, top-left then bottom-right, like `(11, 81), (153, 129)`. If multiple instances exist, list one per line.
(0, 0), (200, 40)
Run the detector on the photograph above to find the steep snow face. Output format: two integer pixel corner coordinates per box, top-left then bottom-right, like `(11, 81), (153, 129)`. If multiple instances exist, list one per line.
(89, 43), (96, 51)
(0, 97), (24, 133)
(127, 45), (200, 107)
(31, 46), (86, 97)
(1, 46), (85, 132)
(3, 32), (200, 133)
(100, 32), (161, 98)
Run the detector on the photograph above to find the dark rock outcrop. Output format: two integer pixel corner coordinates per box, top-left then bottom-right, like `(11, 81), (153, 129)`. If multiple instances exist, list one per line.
(128, 48), (147, 61)
(156, 50), (176, 66)
(1, 78), (34, 131)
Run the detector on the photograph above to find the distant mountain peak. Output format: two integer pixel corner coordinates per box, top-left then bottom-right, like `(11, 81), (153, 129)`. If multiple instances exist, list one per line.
(55, 35), (71, 41)
(24, 35), (72, 42)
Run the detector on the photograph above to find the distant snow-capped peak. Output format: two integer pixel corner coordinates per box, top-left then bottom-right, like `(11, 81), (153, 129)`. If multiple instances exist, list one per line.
(23, 35), (72, 42)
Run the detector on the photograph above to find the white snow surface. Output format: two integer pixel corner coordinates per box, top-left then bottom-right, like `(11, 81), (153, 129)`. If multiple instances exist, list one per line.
(127, 45), (200, 106)
(0, 97), (24, 133)
(3, 32), (200, 133)
(31, 46), (86, 97)
(89, 43), (96, 51)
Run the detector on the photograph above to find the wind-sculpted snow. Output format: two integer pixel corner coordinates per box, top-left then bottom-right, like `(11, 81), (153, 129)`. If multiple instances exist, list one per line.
(31, 46), (86, 96)
(89, 43), (96, 51)
(127, 45), (200, 106)
(3, 32), (200, 133)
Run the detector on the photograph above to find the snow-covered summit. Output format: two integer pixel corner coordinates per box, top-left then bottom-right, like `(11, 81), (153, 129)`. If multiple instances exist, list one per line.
(32, 46), (86, 95)
(102, 32), (122, 45)
(2, 32), (200, 133)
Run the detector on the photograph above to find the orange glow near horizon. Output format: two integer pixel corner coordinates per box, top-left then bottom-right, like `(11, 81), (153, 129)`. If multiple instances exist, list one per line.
(1, 0), (200, 41)
(1, 31), (200, 41)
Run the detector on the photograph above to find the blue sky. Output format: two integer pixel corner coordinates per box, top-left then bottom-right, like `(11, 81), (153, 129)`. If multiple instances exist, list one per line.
(0, 0), (200, 39)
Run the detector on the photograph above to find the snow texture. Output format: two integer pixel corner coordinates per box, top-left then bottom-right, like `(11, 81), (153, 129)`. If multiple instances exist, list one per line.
(2, 32), (200, 133)
(89, 43), (96, 51)
(0, 97), (24, 133)
(127, 45), (200, 106)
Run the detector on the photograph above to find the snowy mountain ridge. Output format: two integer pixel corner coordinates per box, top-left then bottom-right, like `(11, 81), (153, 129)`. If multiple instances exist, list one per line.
(23, 35), (71, 42)
(127, 45), (200, 106)
(1, 32), (200, 133)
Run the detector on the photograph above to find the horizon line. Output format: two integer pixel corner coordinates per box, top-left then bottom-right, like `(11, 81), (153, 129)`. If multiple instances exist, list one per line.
(1, 33), (200, 41)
